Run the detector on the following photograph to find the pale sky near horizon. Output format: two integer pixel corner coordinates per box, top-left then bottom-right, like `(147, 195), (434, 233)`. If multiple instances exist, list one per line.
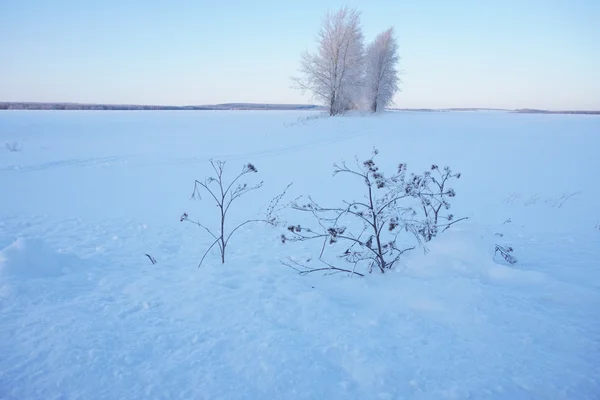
(1, 0), (599, 110)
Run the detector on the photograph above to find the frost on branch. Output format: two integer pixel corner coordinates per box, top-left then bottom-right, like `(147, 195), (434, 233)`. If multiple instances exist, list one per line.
(281, 149), (467, 276)
(402, 164), (467, 243)
(282, 149), (419, 275)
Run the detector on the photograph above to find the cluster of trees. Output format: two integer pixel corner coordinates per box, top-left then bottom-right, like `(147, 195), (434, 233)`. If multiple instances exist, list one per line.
(292, 7), (401, 116)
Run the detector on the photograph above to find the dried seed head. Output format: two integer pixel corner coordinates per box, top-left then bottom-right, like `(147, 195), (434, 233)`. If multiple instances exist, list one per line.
(246, 163), (257, 173)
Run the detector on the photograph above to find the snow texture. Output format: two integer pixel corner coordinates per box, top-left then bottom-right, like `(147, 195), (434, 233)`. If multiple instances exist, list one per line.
(0, 110), (599, 399)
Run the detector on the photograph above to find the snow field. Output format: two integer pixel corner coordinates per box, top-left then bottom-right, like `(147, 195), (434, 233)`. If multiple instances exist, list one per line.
(1, 110), (599, 399)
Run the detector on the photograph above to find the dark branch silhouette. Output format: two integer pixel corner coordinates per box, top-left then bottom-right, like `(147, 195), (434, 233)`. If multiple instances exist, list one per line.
(182, 160), (290, 267)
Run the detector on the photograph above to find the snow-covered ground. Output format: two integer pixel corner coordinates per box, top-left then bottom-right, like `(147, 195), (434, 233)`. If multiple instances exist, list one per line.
(1, 110), (599, 399)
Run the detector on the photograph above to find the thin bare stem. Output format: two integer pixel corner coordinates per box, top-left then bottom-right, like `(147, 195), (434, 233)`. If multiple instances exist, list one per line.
(198, 237), (221, 268)
(440, 217), (469, 233)
(282, 257), (364, 277)
(184, 161), (289, 267)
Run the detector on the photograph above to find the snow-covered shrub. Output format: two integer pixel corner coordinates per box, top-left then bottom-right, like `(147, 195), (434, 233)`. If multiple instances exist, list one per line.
(282, 149), (466, 276)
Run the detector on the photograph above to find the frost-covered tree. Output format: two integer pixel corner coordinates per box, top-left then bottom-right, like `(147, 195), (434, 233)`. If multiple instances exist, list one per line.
(365, 27), (400, 112)
(292, 6), (365, 116)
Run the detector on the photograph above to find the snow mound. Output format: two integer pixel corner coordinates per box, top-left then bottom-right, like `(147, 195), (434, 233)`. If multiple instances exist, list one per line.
(403, 229), (548, 286)
(0, 238), (75, 280)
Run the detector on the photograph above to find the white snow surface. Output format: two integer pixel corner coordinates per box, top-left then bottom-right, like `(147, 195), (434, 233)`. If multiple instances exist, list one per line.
(1, 110), (599, 399)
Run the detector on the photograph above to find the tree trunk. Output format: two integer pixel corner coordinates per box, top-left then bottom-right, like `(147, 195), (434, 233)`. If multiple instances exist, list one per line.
(330, 92), (337, 116)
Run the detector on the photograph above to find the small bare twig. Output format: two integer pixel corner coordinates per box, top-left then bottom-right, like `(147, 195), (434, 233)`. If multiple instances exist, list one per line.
(494, 245), (517, 265)
(440, 217), (469, 233)
(262, 182), (300, 227)
(525, 194), (540, 206)
(281, 257), (364, 277)
(197, 237), (222, 268)
(180, 214), (218, 240)
(504, 192), (521, 204)
(145, 253), (157, 265)
(552, 191), (582, 208)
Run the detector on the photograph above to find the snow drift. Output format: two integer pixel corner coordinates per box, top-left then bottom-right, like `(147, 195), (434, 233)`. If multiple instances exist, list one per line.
(402, 228), (549, 286)
(0, 238), (74, 279)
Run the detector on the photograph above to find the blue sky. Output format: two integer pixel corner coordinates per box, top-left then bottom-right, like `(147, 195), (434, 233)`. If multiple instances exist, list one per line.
(1, 0), (599, 109)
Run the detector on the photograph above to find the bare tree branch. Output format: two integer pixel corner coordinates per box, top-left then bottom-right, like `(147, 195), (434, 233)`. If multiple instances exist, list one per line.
(282, 257), (364, 277)
(440, 217), (469, 232)
(198, 237), (222, 268)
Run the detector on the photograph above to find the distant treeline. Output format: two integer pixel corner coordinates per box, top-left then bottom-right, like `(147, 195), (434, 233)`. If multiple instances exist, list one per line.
(0, 102), (322, 111)
(512, 109), (600, 115)
(392, 108), (600, 115)
(0, 102), (597, 114)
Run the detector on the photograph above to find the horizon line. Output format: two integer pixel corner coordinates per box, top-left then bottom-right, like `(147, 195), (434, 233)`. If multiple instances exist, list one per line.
(0, 101), (599, 114)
